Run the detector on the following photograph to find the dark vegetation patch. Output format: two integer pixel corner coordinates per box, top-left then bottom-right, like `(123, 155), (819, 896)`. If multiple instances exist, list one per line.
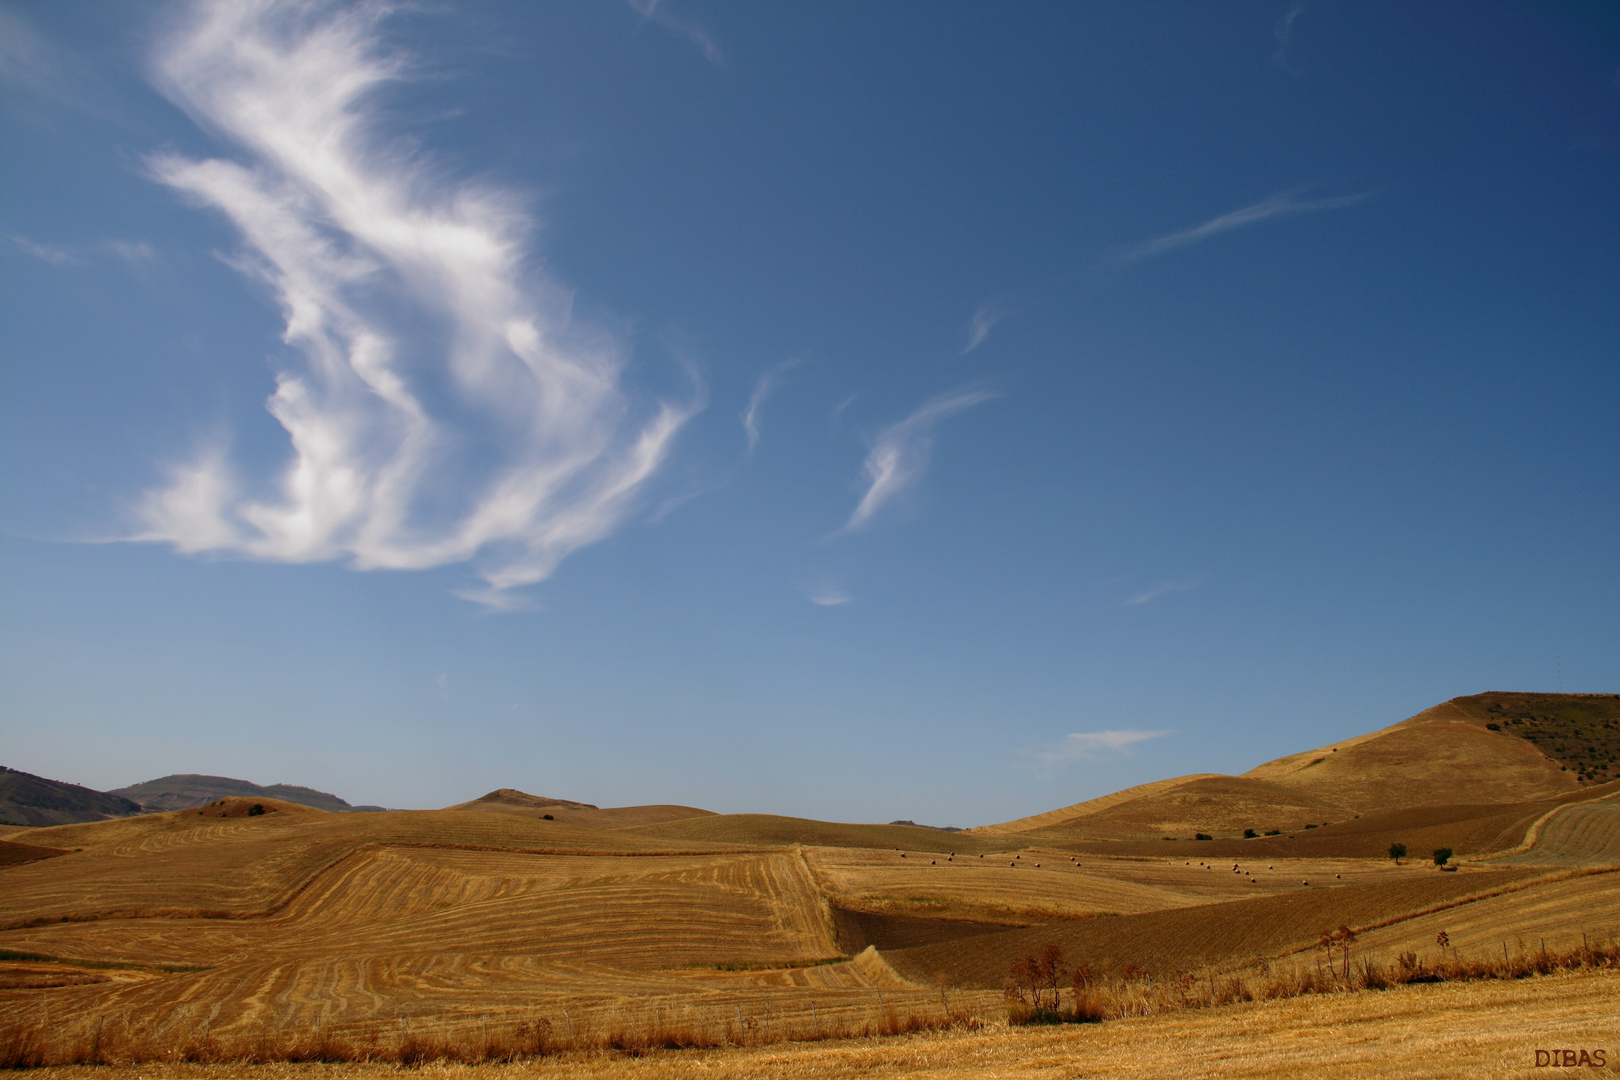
(0, 767), (142, 828)
(1455, 692), (1620, 785)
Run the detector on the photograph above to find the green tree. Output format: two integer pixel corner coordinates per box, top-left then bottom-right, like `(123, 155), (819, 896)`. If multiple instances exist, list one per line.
(1432, 847), (1452, 867)
(1389, 842), (1407, 865)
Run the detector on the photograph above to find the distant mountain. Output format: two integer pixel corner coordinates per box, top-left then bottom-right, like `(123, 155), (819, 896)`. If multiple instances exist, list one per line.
(0, 766), (143, 827)
(450, 788), (600, 812)
(109, 774), (379, 813)
(445, 788), (715, 828)
(888, 820), (964, 832)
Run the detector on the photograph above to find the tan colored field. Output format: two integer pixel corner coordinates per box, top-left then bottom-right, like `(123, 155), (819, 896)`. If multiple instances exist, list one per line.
(18, 970), (1620, 1078)
(1350, 868), (1620, 962)
(3, 694), (1618, 1071)
(1491, 795), (1620, 867)
(978, 694), (1618, 845)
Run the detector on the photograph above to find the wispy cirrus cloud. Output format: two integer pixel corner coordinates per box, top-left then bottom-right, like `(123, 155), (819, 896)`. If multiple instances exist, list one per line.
(742, 357), (801, 454)
(0, 6), (114, 118)
(1025, 729), (1171, 775)
(133, 1), (697, 609)
(960, 300), (1005, 356)
(104, 240), (157, 266)
(837, 388), (993, 535)
(1122, 579), (1201, 607)
(11, 236), (83, 266)
(12, 236), (159, 269)
(807, 587), (851, 606)
(628, 0), (723, 65)
(1273, 6), (1304, 71)
(1123, 188), (1367, 263)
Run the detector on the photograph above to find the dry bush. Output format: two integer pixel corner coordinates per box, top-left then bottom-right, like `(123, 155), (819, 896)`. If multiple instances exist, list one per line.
(1002, 931), (1620, 1029)
(0, 995), (995, 1069)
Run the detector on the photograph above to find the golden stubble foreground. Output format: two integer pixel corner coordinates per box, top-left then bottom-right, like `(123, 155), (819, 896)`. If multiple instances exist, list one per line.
(27, 969), (1619, 1080)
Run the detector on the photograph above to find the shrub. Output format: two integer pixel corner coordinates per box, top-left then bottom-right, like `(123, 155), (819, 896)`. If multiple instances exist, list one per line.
(248, 804), (265, 817)
(1194, 833), (1212, 841)
(1243, 829), (1257, 839)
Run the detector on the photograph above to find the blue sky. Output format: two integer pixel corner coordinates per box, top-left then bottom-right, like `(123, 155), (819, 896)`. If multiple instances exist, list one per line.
(2, 1), (1616, 825)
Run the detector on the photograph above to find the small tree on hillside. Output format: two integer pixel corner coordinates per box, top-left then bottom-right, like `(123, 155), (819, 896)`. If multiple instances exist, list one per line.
(1389, 842), (1407, 865)
(1005, 954), (1038, 1005)
(1036, 942), (1065, 1010)
(1432, 847), (1452, 867)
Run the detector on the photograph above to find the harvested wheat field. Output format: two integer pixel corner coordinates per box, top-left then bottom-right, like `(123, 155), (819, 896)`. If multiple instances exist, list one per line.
(15, 971), (1620, 1079)
(3, 695), (1618, 1072)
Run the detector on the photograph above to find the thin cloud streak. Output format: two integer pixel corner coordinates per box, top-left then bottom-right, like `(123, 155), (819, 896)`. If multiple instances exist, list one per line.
(960, 300), (1004, 356)
(742, 357), (801, 454)
(0, 6), (115, 118)
(837, 388), (993, 535)
(628, 0), (723, 65)
(808, 589), (851, 606)
(1273, 6), (1303, 71)
(1122, 579), (1201, 607)
(1029, 729), (1171, 774)
(103, 240), (158, 266)
(13, 236), (159, 268)
(1124, 189), (1367, 262)
(11, 236), (83, 266)
(134, 1), (697, 608)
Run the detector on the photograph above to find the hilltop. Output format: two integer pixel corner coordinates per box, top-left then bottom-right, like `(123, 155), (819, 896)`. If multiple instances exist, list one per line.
(976, 692), (1618, 843)
(444, 788), (716, 828)
(0, 691), (1615, 1073)
(109, 774), (382, 813)
(0, 766), (142, 827)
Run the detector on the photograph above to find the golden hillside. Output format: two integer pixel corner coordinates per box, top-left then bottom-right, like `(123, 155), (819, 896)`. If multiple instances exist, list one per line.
(980, 693), (1604, 843)
(1, 694), (1616, 1067)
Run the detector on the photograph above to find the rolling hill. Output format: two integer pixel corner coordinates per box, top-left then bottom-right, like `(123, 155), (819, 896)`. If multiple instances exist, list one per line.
(443, 788), (715, 828)
(0, 766), (142, 827)
(1, 691), (1615, 1065)
(108, 774), (382, 813)
(977, 693), (1612, 843)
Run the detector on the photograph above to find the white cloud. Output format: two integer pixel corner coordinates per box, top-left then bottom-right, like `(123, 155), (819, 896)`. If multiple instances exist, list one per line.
(628, 0), (723, 65)
(1273, 6), (1303, 70)
(960, 300), (1004, 356)
(838, 388), (993, 534)
(11, 236), (158, 268)
(1124, 189), (1367, 262)
(1122, 579), (1201, 607)
(1031, 729), (1171, 772)
(742, 357), (801, 453)
(133, 1), (698, 607)
(103, 240), (158, 266)
(807, 588), (851, 607)
(12, 236), (83, 266)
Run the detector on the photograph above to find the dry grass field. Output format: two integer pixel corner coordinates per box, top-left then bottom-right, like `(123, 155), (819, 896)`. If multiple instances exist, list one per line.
(3, 694), (1618, 1073)
(13, 971), (1619, 1079)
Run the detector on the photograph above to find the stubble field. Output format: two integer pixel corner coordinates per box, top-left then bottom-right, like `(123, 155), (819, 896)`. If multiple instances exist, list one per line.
(4, 696), (1619, 1075)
